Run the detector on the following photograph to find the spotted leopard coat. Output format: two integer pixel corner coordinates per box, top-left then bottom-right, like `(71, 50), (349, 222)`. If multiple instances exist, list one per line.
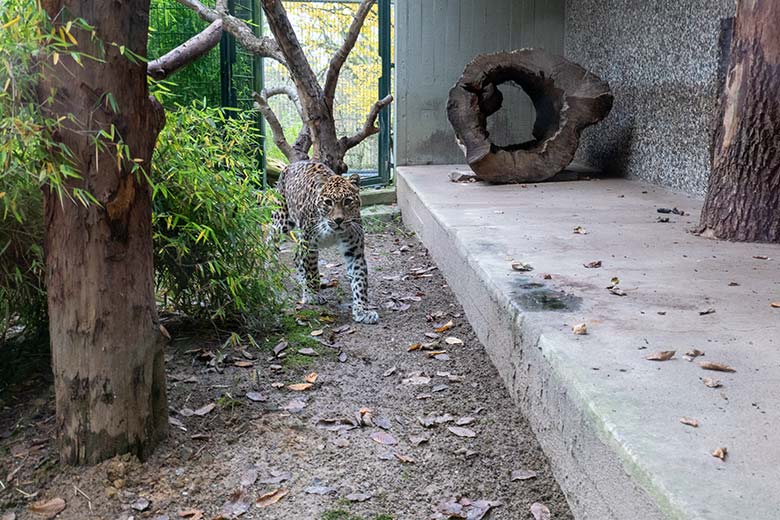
(272, 161), (379, 324)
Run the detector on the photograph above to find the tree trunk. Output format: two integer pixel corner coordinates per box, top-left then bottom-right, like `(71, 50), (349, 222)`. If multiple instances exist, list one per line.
(39, 0), (168, 464)
(699, 0), (780, 242)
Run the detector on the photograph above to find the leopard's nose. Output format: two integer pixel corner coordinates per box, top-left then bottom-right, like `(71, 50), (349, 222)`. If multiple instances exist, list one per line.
(334, 217), (344, 226)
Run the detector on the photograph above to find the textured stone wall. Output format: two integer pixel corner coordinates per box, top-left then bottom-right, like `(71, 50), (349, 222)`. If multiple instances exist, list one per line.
(565, 0), (736, 196)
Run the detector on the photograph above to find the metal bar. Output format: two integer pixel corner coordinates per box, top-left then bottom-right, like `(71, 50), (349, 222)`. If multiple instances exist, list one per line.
(377, 0), (392, 186)
(253, 0), (268, 184)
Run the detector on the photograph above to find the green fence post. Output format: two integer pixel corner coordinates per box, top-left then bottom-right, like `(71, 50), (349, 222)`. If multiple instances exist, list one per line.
(378, 0), (392, 186)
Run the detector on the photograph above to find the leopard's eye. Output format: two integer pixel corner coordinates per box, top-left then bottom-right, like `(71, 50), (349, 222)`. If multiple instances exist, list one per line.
(343, 197), (354, 206)
(323, 198), (333, 207)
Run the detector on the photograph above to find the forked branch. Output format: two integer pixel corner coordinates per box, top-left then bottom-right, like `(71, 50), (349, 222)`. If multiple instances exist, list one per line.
(340, 94), (393, 152)
(175, 0), (286, 64)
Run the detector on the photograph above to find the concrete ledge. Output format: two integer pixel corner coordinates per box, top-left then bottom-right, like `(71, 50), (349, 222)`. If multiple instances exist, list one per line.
(397, 165), (780, 520)
(360, 186), (397, 207)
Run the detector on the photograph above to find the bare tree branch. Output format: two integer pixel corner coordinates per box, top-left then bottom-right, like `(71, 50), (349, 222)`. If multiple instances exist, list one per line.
(263, 85), (303, 119)
(148, 19), (223, 80)
(260, 0), (322, 101)
(252, 91), (298, 162)
(339, 95), (393, 152)
(323, 0), (375, 106)
(175, 0), (286, 64)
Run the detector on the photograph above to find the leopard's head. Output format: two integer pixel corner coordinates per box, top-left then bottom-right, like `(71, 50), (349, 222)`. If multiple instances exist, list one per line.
(317, 173), (361, 231)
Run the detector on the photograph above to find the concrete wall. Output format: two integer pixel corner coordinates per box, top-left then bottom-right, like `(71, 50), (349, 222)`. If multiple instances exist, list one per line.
(394, 0), (565, 167)
(565, 0), (736, 196)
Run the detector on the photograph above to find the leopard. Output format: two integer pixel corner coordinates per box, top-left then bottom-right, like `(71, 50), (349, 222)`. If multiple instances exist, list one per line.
(271, 161), (379, 324)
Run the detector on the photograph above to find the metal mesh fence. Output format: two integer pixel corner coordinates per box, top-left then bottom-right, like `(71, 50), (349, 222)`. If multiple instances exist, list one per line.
(148, 0), (222, 107)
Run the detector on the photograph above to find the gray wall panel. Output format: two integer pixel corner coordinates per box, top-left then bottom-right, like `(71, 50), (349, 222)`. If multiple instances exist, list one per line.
(395, 0), (565, 167)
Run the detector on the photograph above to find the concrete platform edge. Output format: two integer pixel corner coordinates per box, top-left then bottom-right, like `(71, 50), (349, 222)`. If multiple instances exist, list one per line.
(397, 170), (670, 520)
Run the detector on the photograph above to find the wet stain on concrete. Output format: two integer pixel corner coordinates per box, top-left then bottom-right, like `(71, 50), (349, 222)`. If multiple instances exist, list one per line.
(509, 276), (582, 312)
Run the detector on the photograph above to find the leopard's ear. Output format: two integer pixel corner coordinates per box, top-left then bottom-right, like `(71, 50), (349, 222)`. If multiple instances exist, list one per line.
(348, 173), (361, 187)
(313, 172), (328, 190)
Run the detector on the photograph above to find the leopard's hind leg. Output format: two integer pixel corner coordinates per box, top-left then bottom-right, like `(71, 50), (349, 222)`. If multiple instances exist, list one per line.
(340, 227), (378, 324)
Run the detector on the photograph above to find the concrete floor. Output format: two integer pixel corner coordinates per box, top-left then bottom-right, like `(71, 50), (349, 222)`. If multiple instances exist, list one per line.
(397, 165), (780, 520)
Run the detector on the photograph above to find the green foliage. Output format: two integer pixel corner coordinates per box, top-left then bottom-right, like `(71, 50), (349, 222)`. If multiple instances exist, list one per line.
(0, 0), (89, 337)
(152, 101), (287, 327)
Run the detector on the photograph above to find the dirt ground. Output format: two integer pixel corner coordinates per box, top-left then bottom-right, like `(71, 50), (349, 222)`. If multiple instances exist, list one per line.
(0, 219), (572, 520)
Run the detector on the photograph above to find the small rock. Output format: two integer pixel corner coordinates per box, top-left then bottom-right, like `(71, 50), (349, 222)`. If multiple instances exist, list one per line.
(131, 498), (150, 512)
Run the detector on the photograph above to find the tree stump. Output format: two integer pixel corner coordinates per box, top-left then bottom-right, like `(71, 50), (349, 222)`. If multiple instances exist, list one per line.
(447, 49), (613, 184)
(699, 0), (780, 243)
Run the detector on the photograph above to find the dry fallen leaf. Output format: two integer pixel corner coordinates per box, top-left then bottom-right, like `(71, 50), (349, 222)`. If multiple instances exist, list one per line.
(702, 377), (722, 388)
(645, 350), (675, 361)
(28, 498), (66, 519)
(177, 509), (204, 520)
(583, 260), (602, 269)
(699, 361), (736, 373)
(699, 307), (716, 316)
(573, 226), (588, 235)
(287, 383), (313, 391)
(711, 447), (727, 461)
(234, 360), (254, 368)
(407, 343), (421, 352)
(683, 349), (704, 361)
(273, 340), (288, 357)
(305, 372), (318, 384)
(370, 431), (398, 445)
(680, 417), (699, 427)
(434, 320), (454, 333)
(771, 302), (780, 308)
(310, 329), (324, 337)
(572, 323), (588, 335)
(510, 469), (538, 481)
(511, 261), (533, 272)
(246, 392), (266, 402)
(394, 452), (416, 464)
(193, 402), (216, 416)
(409, 434), (430, 446)
(345, 492), (372, 502)
(258, 470), (292, 485)
(444, 337), (463, 346)
(456, 416), (475, 426)
(383, 366), (397, 377)
(256, 488), (288, 508)
(530, 502), (551, 520)
(448, 426), (477, 438)
(753, 255), (769, 260)
(298, 348), (318, 356)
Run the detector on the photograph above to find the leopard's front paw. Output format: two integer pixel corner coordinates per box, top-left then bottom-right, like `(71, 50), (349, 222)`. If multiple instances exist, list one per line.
(352, 307), (379, 324)
(302, 292), (327, 305)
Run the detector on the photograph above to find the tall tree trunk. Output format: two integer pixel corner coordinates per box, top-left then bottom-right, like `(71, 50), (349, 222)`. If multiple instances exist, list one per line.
(39, 0), (168, 464)
(699, 0), (780, 242)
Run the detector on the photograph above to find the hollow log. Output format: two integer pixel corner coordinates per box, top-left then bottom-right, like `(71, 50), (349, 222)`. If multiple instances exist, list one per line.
(447, 49), (613, 184)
